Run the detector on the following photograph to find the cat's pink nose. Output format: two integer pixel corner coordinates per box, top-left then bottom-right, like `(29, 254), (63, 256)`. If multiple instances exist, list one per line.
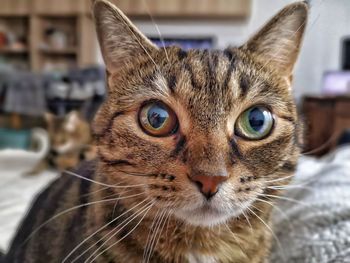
(190, 175), (228, 199)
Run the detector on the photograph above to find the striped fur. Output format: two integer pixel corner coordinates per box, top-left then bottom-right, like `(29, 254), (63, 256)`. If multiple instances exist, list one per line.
(5, 1), (308, 262)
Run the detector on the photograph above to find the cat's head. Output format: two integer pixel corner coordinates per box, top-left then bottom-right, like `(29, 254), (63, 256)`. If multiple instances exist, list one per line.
(92, 0), (308, 226)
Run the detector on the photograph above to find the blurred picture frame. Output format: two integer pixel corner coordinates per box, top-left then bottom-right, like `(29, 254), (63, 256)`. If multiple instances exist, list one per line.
(149, 36), (215, 50)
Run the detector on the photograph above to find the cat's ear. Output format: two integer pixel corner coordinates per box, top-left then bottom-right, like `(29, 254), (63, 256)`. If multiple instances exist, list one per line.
(92, 0), (158, 74)
(241, 2), (308, 76)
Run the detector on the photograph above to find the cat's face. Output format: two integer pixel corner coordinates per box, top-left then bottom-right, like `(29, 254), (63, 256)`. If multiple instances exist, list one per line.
(93, 0), (307, 226)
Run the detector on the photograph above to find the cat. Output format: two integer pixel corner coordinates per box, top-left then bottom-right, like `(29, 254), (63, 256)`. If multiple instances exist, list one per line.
(4, 1), (308, 262)
(45, 111), (96, 171)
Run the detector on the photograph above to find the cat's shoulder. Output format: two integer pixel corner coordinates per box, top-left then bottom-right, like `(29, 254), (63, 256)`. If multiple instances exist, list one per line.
(5, 160), (98, 260)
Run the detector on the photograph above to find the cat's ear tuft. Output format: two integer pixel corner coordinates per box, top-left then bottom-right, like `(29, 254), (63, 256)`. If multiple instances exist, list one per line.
(242, 2), (308, 76)
(92, 0), (158, 73)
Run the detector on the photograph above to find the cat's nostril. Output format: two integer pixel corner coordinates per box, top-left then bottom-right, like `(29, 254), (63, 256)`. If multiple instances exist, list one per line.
(189, 174), (227, 200)
(194, 180), (203, 191)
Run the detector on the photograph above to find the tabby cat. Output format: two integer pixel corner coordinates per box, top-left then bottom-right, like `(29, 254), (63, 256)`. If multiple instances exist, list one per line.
(4, 1), (308, 262)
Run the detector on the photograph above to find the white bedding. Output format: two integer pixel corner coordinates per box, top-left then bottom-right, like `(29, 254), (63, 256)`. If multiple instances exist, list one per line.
(0, 170), (58, 252)
(270, 145), (350, 262)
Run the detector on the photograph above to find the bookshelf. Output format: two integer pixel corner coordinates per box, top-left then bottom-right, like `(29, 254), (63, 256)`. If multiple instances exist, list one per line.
(0, 0), (251, 71)
(0, 0), (96, 72)
(0, 15), (30, 70)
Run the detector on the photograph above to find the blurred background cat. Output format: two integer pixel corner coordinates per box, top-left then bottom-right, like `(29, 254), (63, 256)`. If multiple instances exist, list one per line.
(45, 111), (96, 170)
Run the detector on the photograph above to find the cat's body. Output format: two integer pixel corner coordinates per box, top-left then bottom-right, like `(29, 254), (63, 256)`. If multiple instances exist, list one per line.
(5, 161), (270, 263)
(5, 1), (308, 262)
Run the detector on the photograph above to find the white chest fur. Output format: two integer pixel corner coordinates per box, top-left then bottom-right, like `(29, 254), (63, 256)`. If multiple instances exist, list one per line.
(187, 253), (217, 263)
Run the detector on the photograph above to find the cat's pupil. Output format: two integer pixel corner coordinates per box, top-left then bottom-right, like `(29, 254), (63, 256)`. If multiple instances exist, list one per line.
(248, 108), (265, 132)
(147, 104), (168, 129)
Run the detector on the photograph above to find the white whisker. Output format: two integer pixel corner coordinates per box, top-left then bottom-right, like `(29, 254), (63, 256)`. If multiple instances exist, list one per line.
(246, 206), (286, 261)
(63, 198), (150, 263)
(114, 10), (161, 72)
(147, 210), (171, 263)
(265, 174), (295, 184)
(235, 201), (253, 231)
(64, 170), (149, 188)
(267, 185), (314, 192)
(84, 201), (153, 263)
(23, 192), (145, 247)
(142, 209), (161, 263)
(144, 209), (167, 263)
(224, 223), (249, 260)
(255, 198), (291, 224)
(87, 204), (153, 263)
(141, 0), (170, 63)
(256, 192), (309, 207)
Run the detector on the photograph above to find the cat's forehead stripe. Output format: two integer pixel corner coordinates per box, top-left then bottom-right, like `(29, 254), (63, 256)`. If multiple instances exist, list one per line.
(239, 74), (250, 98)
(182, 57), (202, 90)
(178, 48), (244, 102)
(177, 49), (188, 60)
(222, 49), (237, 93)
(167, 74), (177, 93)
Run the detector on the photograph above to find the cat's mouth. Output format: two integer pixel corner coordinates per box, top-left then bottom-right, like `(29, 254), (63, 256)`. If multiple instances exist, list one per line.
(171, 187), (258, 227)
(174, 200), (238, 227)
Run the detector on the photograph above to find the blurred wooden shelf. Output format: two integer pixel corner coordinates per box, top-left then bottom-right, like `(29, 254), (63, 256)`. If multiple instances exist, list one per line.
(32, 0), (90, 15)
(39, 47), (78, 55)
(0, 47), (29, 54)
(0, 0), (89, 16)
(0, 0), (251, 71)
(111, 0), (251, 19)
(0, 0), (30, 16)
(0, 0), (96, 71)
(0, 0), (251, 18)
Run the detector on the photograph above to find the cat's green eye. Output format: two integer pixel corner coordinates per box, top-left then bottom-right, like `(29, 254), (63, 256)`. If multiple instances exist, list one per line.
(139, 102), (178, 137)
(235, 106), (274, 140)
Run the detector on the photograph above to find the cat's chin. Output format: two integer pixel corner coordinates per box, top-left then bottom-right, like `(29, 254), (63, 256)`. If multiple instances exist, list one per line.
(174, 204), (240, 227)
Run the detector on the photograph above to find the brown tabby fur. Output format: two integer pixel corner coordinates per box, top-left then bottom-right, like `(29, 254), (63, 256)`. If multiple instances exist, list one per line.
(5, 1), (308, 263)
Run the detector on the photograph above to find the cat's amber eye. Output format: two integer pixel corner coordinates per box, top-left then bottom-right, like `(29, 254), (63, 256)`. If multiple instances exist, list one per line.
(235, 106), (274, 140)
(139, 101), (178, 137)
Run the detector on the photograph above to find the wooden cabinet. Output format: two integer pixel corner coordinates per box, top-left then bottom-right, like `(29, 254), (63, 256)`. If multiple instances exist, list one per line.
(302, 96), (350, 156)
